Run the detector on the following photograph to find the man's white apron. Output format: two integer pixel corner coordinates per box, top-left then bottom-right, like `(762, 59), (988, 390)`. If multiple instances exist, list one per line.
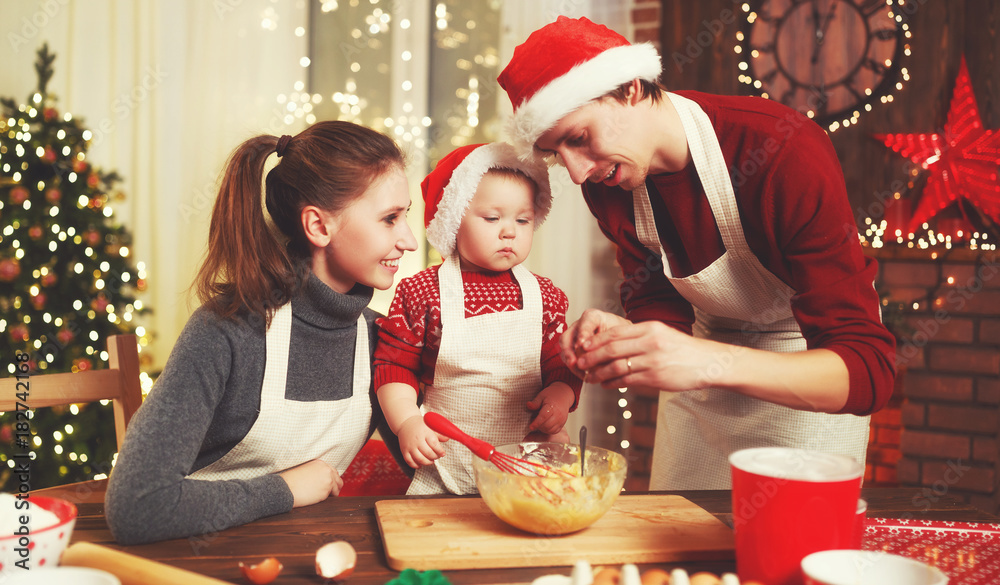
(407, 255), (543, 495)
(641, 92), (869, 490)
(190, 303), (372, 481)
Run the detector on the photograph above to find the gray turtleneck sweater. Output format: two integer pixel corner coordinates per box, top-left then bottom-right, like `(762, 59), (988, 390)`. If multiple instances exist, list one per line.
(105, 275), (398, 545)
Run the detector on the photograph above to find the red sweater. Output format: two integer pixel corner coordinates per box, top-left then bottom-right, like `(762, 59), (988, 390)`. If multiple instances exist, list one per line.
(582, 91), (896, 416)
(374, 264), (582, 407)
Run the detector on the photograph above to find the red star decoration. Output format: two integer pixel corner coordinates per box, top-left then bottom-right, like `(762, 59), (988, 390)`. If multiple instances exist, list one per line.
(874, 56), (1000, 234)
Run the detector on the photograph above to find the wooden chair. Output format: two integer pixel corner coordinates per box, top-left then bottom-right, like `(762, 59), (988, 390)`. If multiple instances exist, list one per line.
(1, 334), (143, 451)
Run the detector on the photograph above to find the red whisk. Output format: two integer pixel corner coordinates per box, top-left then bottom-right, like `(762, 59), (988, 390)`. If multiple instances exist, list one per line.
(424, 412), (575, 477)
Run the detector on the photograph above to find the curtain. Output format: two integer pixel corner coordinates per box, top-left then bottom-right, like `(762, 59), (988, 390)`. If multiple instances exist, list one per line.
(0, 0), (309, 369)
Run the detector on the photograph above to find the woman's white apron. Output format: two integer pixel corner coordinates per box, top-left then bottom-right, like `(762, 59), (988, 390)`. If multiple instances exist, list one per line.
(406, 255), (543, 495)
(640, 92), (869, 490)
(190, 303), (372, 481)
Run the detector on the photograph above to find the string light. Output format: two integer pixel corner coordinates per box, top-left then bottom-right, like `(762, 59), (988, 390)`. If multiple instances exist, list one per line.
(736, 0), (911, 132)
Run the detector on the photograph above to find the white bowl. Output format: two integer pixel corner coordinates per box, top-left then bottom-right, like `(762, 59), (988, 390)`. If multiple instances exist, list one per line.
(3, 566), (121, 584)
(802, 549), (949, 585)
(0, 496), (77, 576)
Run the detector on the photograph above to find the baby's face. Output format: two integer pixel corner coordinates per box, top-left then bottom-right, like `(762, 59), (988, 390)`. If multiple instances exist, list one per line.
(455, 173), (536, 273)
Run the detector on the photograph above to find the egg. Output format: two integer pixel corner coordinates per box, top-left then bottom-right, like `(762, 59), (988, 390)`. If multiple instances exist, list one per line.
(639, 568), (672, 585)
(688, 572), (722, 585)
(592, 567), (621, 585)
(238, 557), (283, 584)
(315, 541), (357, 581)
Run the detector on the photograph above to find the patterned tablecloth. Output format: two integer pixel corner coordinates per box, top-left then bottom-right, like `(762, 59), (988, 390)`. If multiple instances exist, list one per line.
(865, 517), (1000, 585)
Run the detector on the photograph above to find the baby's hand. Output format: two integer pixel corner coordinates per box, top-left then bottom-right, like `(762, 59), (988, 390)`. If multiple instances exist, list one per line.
(397, 415), (448, 468)
(526, 383), (575, 435)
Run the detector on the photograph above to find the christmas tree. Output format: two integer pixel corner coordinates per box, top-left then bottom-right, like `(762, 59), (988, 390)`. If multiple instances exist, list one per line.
(1, 45), (151, 490)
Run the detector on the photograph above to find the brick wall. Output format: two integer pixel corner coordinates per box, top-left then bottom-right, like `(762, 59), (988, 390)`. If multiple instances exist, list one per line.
(876, 247), (1000, 515)
(631, 0), (661, 47)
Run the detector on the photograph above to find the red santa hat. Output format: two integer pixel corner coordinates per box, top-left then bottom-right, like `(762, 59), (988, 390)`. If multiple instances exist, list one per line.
(422, 142), (552, 257)
(497, 16), (663, 158)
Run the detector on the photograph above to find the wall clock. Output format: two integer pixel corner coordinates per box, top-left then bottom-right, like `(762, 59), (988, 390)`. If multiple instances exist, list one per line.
(738, 0), (910, 130)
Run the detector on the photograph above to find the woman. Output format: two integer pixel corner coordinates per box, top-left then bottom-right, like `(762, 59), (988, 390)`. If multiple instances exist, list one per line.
(105, 121), (417, 544)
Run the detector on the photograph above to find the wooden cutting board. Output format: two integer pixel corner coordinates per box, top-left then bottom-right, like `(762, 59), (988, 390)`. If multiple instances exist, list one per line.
(375, 495), (734, 570)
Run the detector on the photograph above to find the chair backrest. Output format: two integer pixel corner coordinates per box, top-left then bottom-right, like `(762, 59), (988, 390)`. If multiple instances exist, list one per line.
(0, 334), (142, 451)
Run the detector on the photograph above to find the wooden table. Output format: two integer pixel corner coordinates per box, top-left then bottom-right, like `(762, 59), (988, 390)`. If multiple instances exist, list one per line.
(33, 480), (999, 585)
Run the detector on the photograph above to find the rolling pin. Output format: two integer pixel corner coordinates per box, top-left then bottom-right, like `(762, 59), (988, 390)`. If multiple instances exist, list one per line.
(61, 542), (232, 585)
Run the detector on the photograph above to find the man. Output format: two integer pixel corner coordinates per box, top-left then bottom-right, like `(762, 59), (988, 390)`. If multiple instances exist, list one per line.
(497, 16), (895, 489)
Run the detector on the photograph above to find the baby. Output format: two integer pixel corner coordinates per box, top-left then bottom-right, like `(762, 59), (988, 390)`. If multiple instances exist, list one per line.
(374, 142), (582, 495)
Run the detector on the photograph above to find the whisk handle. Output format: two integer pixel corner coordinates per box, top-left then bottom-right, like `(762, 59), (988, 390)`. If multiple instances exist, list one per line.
(423, 412), (494, 461)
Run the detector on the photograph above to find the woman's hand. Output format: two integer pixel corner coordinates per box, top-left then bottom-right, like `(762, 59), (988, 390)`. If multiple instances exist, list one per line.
(279, 459), (343, 507)
(559, 309), (633, 378)
(396, 414), (449, 469)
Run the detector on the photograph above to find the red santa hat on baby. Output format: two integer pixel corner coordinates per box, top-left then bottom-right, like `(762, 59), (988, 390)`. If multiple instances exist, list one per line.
(422, 142), (552, 258)
(497, 16), (663, 158)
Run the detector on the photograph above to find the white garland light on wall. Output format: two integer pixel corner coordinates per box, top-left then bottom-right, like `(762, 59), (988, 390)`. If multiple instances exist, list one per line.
(735, 0), (912, 133)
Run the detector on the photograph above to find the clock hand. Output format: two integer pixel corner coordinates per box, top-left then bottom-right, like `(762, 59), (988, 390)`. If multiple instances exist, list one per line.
(810, 0), (838, 64)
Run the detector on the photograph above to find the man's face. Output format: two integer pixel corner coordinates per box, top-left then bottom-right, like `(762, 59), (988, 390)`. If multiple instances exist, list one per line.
(533, 94), (653, 191)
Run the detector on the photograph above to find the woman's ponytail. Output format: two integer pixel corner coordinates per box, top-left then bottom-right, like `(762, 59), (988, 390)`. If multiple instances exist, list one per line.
(194, 135), (299, 326)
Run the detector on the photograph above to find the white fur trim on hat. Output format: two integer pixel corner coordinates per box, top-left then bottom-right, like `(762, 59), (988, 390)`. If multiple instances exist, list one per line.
(425, 142), (552, 258)
(505, 43), (662, 158)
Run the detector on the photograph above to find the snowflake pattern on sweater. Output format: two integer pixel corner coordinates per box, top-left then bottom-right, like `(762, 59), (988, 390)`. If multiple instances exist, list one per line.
(373, 264), (582, 405)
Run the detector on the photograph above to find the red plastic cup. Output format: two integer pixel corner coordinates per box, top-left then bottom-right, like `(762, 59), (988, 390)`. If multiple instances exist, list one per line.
(730, 447), (863, 585)
(853, 498), (868, 549)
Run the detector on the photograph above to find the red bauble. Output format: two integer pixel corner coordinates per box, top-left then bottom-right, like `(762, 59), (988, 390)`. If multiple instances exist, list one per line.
(45, 187), (62, 203)
(30, 292), (46, 310)
(875, 56), (1000, 233)
(28, 225), (43, 240)
(87, 173), (100, 189)
(9, 323), (28, 342)
(43, 107), (58, 121)
(85, 229), (102, 246)
(0, 258), (21, 281)
(91, 295), (110, 313)
(74, 358), (92, 372)
(9, 186), (29, 205)
(57, 327), (75, 344)
(41, 146), (56, 164)
(40, 272), (57, 287)
(73, 159), (88, 173)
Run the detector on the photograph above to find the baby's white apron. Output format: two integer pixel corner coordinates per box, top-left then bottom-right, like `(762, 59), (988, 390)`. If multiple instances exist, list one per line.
(190, 303), (372, 481)
(642, 92), (869, 490)
(406, 255), (543, 495)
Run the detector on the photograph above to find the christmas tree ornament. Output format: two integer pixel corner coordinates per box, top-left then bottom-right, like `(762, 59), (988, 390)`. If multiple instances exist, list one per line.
(0, 44), (151, 490)
(10, 186), (29, 204)
(0, 257), (21, 281)
(875, 56), (1000, 234)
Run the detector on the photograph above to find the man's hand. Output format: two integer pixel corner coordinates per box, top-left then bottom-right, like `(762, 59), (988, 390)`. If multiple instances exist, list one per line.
(559, 309), (632, 378)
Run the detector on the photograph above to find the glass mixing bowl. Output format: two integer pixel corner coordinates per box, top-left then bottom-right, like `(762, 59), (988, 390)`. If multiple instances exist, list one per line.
(473, 442), (626, 535)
